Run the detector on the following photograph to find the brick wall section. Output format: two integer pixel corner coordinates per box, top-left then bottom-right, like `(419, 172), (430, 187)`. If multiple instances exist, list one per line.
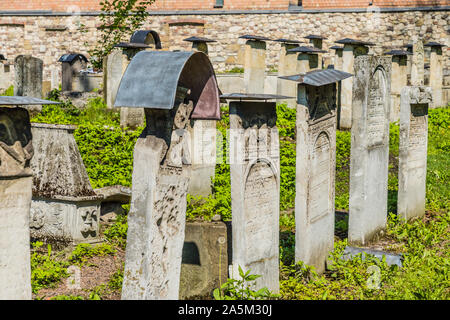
(0, 0), (448, 12)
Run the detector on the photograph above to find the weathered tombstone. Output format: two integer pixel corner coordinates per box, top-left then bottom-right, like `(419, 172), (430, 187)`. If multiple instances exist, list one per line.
(424, 42), (445, 108)
(183, 36), (219, 197)
(0, 54), (10, 91)
(411, 39), (425, 86)
(348, 55), (392, 245)
(222, 93), (285, 293)
(305, 35), (327, 69)
(335, 38), (374, 129)
(184, 36), (216, 55)
(179, 220), (228, 299)
(239, 35), (271, 94)
(331, 46), (344, 71)
(385, 50), (412, 122)
(114, 51), (220, 300)
(288, 46), (326, 74)
(404, 43), (413, 80)
(14, 55), (43, 98)
(58, 53), (88, 92)
(104, 30), (161, 128)
(0, 96), (59, 300)
(94, 185), (131, 222)
(280, 69), (353, 273)
(274, 38), (302, 108)
(30, 123), (103, 243)
(398, 86), (432, 221)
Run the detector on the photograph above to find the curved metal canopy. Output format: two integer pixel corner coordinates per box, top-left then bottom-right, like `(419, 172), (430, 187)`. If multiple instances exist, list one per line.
(114, 51), (220, 120)
(130, 30), (162, 49)
(58, 53), (88, 63)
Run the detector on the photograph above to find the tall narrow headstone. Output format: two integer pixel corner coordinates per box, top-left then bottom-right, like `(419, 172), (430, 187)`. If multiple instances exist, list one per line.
(280, 69), (352, 273)
(411, 39), (425, 86)
(385, 50), (411, 122)
(183, 36), (218, 197)
(398, 86), (432, 221)
(115, 51), (220, 300)
(348, 55), (392, 245)
(425, 42), (445, 108)
(14, 55), (43, 98)
(275, 39), (301, 108)
(58, 53), (88, 92)
(331, 46), (344, 71)
(289, 46), (326, 74)
(0, 96), (58, 300)
(335, 38), (373, 129)
(239, 35), (270, 94)
(225, 95), (280, 293)
(305, 35), (326, 69)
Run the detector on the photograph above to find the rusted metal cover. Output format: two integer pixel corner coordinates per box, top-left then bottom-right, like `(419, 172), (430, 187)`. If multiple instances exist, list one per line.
(239, 35), (271, 41)
(114, 51), (220, 120)
(0, 96), (61, 105)
(335, 38), (375, 46)
(220, 93), (294, 101)
(424, 42), (446, 47)
(130, 30), (162, 49)
(278, 69), (353, 87)
(287, 46), (327, 53)
(384, 50), (412, 56)
(184, 36), (216, 43)
(58, 53), (88, 63)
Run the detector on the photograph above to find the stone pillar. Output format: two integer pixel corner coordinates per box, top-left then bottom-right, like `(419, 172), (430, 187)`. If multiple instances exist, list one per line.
(0, 106), (33, 300)
(243, 39), (267, 94)
(295, 83), (337, 274)
(348, 55), (392, 245)
(277, 41), (300, 108)
(59, 54), (87, 92)
(398, 86), (432, 221)
(14, 55), (43, 98)
(229, 101), (280, 293)
(411, 40), (425, 86)
(296, 53), (311, 73)
(338, 42), (370, 129)
(122, 103), (193, 300)
(386, 51), (410, 122)
(426, 43), (444, 108)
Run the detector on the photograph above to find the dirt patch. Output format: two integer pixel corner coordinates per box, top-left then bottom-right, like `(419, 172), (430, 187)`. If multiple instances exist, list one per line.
(34, 247), (125, 300)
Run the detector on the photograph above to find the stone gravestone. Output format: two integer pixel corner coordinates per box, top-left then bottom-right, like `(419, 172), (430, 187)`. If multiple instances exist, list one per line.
(114, 51), (220, 300)
(305, 35), (326, 69)
(223, 93), (282, 293)
(425, 42), (445, 108)
(289, 46), (326, 74)
(398, 86), (432, 221)
(385, 50), (411, 122)
(30, 123), (103, 243)
(239, 35), (270, 94)
(58, 53), (88, 92)
(14, 55), (43, 98)
(275, 39), (301, 108)
(0, 96), (58, 300)
(280, 69), (352, 273)
(331, 46), (344, 71)
(182, 36), (219, 197)
(348, 55), (392, 245)
(411, 39), (424, 86)
(335, 38), (373, 129)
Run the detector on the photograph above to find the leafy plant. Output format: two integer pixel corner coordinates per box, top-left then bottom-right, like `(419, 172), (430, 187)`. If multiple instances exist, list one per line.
(87, 0), (155, 69)
(213, 266), (279, 300)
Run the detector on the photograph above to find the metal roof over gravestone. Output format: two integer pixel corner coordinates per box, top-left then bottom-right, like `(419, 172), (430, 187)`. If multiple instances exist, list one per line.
(114, 50), (221, 120)
(278, 69), (353, 86)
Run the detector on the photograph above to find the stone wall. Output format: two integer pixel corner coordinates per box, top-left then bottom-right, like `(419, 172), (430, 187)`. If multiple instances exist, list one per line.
(0, 10), (448, 89)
